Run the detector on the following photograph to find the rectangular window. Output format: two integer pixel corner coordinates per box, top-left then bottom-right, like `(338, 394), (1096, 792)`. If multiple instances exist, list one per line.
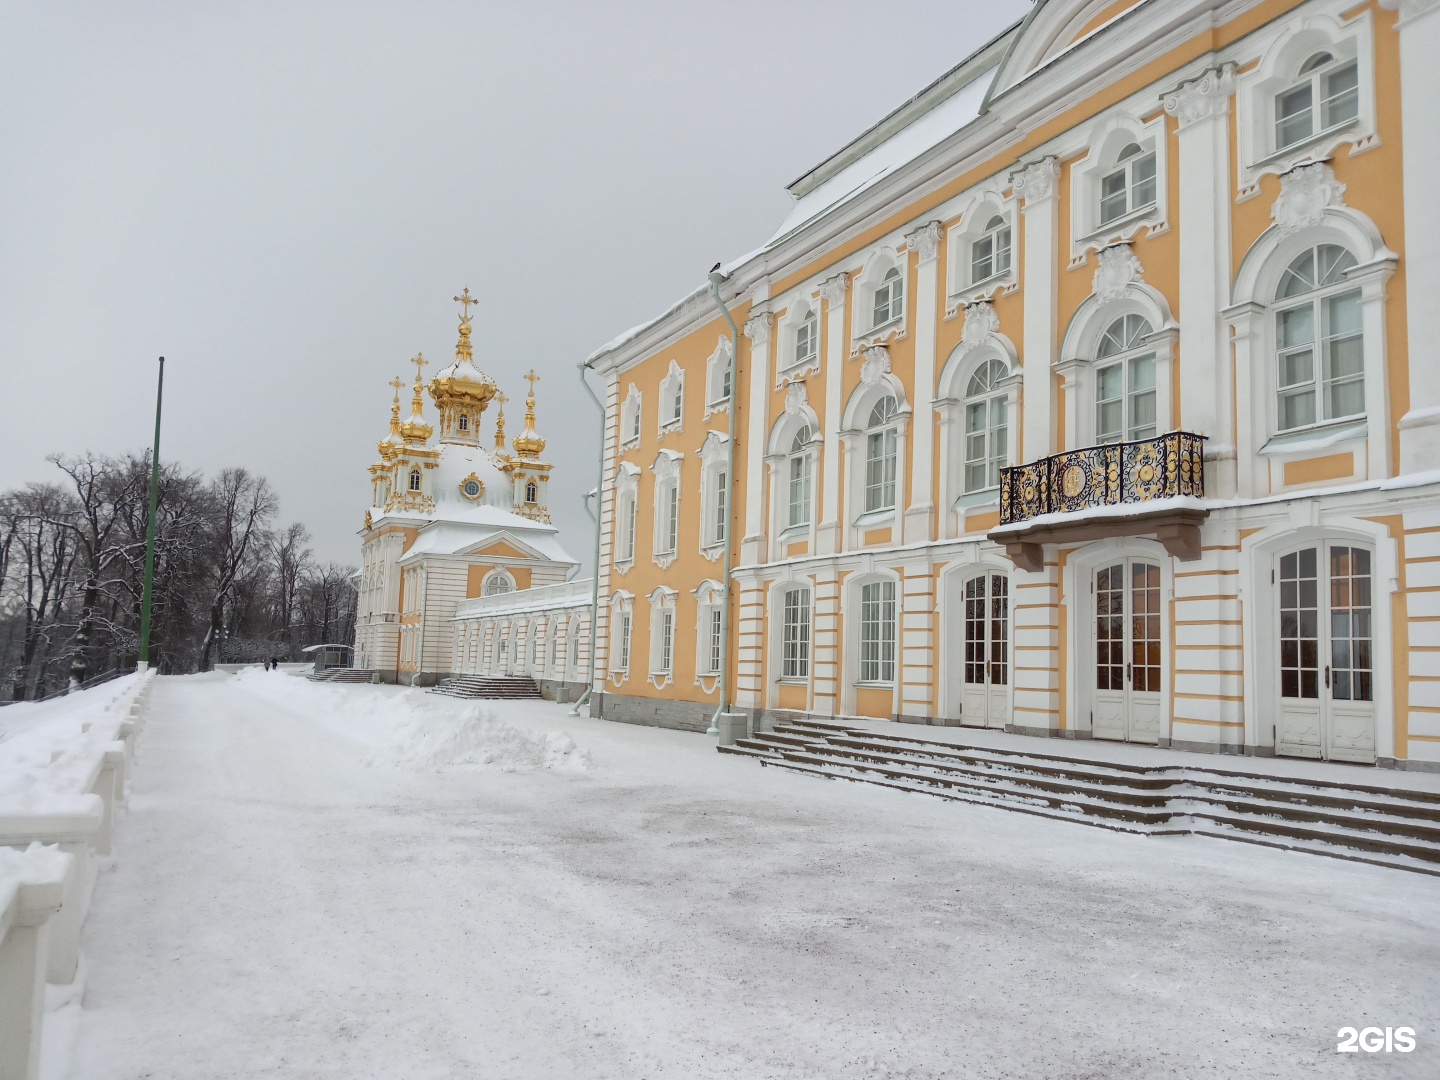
(788, 453), (812, 528)
(615, 612), (631, 672)
(781, 589), (811, 680)
(1128, 355), (1157, 441)
(859, 580), (896, 683)
(1322, 63), (1359, 130)
(1323, 290), (1364, 420)
(1095, 363), (1124, 443)
(865, 428), (898, 512)
(795, 318), (817, 366)
(659, 609), (673, 673)
(713, 470), (728, 544)
(620, 496), (637, 562)
(1276, 83), (1314, 149)
(707, 607), (723, 674)
(970, 234), (995, 284)
(658, 484), (678, 555)
(1099, 169), (1129, 225)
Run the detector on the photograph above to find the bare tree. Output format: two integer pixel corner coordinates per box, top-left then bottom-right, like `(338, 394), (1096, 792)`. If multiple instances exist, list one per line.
(4, 484), (80, 699)
(197, 468), (278, 672)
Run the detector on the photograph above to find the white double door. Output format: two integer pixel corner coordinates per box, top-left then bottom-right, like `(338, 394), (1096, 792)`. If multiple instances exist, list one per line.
(1276, 544), (1376, 762)
(1092, 558), (1163, 744)
(960, 572), (1010, 728)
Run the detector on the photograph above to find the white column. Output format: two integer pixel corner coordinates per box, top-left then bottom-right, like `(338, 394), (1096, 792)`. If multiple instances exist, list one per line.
(817, 273), (849, 555)
(1011, 157), (1062, 463)
(1223, 303), (1267, 497)
(811, 569), (841, 717)
(1383, 0), (1440, 472)
(898, 559), (935, 722)
(903, 220), (942, 543)
(734, 574), (766, 711)
(593, 372), (621, 695)
(1164, 63), (1237, 496)
(742, 312), (773, 564)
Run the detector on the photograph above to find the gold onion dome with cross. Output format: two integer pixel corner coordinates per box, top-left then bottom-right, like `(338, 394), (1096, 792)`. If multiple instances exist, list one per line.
(429, 288), (497, 425)
(377, 375), (406, 460)
(511, 369), (546, 460)
(397, 353), (434, 443)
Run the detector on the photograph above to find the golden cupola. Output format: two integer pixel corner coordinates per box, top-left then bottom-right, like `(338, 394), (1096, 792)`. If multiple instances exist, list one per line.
(398, 353), (434, 444)
(512, 369), (547, 460)
(429, 288), (496, 445)
(377, 375), (405, 461)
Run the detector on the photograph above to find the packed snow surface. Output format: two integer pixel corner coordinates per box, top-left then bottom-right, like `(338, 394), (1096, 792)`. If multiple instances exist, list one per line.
(64, 672), (1440, 1078)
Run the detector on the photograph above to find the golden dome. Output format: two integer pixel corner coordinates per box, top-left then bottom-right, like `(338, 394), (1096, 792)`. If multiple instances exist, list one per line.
(398, 353), (433, 443)
(512, 369), (547, 460)
(377, 375), (405, 460)
(429, 291), (497, 421)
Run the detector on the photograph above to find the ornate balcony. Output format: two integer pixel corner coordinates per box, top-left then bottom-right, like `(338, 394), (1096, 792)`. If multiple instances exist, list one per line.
(990, 431), (1208, 571)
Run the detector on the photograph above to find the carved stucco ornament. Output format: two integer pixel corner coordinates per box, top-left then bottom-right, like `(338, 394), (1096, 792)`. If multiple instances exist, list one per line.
(1272, 162), (1347, 235)
(784, 379), (808, 416)
(860, 344), (892, 386)
(961, 301), (1000, 352)
(1093, 244), (1144, 301)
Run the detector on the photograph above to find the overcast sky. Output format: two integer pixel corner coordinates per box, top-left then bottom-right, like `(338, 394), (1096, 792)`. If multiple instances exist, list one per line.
(0, 0), (1031, 568)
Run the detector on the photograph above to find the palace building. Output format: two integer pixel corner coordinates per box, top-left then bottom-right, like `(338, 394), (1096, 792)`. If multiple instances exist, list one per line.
(567, 0), (1440, 769)
(352, 290), (592, 696)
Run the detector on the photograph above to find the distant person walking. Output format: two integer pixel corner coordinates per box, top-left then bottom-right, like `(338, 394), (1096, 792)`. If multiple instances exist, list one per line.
(262, 658), (271, 671)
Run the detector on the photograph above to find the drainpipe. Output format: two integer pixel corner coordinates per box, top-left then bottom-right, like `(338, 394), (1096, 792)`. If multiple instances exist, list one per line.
(705, 270), (741, 737)
(571, 361), (604, 716)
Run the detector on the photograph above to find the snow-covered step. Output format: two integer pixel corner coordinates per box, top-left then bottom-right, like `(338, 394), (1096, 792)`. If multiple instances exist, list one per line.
(430, 676), (542, 700)
(733, 720), (1440, 875)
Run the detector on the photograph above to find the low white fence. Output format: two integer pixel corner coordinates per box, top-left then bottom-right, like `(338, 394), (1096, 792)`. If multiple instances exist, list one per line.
(0, 669), (155, 1080)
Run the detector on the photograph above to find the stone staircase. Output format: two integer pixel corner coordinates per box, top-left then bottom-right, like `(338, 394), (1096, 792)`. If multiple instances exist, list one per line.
(719, 718), (1440, 877)
(306, 667), (376, 684)
(430, 675), (543, 700)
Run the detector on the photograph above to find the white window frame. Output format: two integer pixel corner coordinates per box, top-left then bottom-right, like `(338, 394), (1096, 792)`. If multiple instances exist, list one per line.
(647, 587), (677, 686)
(776, 296), (823, 381)
(704, 336), (733, 419)
(863, 396), (900, 514)
(961, 356), (1012, 494)
(1272, 244), (1364, 434)
(607, 593), (633, 681)
(698, 431), (730, 559)
(650, 450), (683, 568)
(620, 384), (643, 449)
(613, 462), (640, 573)
(779, 585), (811, 682)
(481, 569), (515, 597)
(1068, 112), (1169, 265)
(857, 578), (897, 686)
(658, 360), (685, 435)
(693, 579), (725, 684)
(1092, 313), (1160, 445)
(850, 247), (908, 352)
(1234, 9), (1378, 201)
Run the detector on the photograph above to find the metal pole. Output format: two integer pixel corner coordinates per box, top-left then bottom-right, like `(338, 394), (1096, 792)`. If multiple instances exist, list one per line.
(137, 356), (165, 670)
(571, 362), (604, 716)
(705, 272), (741, 738)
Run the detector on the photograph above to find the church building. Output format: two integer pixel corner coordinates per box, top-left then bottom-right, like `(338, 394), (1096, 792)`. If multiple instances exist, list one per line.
(578, 0), (1440, 770)
(353, 290), (591, 695)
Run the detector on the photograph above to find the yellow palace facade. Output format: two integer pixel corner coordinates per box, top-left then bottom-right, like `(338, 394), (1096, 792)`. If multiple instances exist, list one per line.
(571, 0), (1439, 770)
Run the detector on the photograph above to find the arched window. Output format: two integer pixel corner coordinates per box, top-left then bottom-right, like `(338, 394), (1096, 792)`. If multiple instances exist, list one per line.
(871, 267), (904, 328)
(1275, 244), (1361, 431)
(1099, 143), (1156, 226)
(482, 571), (512, 597)
(531, 623), (542, 667)
(780, 585), (811, 680)
(795, 309), (818, 368)
(458, 413), (469, 432)
(1094, 314), (1156, 443)
(865, 396), (900, 512)
(525, 480), (538, 504)
(964, 359), (1009, 493)
(787, 425), (813, 529)
(409, 469), (422, 492)
(1276, 52), (1359, 152)
(970, 215), (1012, 284)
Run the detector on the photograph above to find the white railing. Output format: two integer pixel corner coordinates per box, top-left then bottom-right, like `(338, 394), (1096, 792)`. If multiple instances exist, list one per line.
(0, 668), (155, 1080)
(454, 578), (593, 622)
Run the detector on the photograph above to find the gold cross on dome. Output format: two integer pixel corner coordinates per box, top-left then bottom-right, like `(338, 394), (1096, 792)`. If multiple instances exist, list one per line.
(388, 376), (405, 400)
(523, 369), (540, 394)
(495, 390), (509, 411)
(410, 352), (428, 382)
(453, 288), (479, 321)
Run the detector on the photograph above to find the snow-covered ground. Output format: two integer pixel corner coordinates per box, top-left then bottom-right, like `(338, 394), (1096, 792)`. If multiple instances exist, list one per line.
(64, 671), (1440, 1078)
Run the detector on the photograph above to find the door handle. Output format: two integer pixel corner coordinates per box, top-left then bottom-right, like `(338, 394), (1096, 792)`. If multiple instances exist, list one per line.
(1324, 665), (1331, 690)
(1126, 662), (1132, 685)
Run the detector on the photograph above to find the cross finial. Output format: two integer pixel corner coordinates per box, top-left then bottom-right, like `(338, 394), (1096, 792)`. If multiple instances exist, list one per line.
(495, 390), (508, 411)
(453, 287), (479, 323)
(523, 369), (541, 395)
(388, 376), (405, 400)
(410, 352), (428, 383)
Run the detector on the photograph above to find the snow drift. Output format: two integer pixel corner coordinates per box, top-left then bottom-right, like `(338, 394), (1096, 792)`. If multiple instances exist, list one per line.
(365, 705), (590, 774)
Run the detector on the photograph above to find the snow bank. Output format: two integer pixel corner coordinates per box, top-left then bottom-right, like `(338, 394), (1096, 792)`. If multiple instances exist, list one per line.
(366, 704), (590, 773)
(226, 668), (590, 773)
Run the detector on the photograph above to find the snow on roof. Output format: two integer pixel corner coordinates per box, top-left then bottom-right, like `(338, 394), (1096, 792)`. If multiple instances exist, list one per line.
(395, 513), (579, 567)
(767, 62), (1000, 247)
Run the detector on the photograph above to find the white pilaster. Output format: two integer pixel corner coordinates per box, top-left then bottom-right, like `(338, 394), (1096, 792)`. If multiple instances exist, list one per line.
(1011, 157), (1061, 463)
(1164, 63), (1236, 496)
(817, 274), (849, 555)
(742, 312), (773, 564)
(1383, 0), (1440, 471)
(902, 221), (942, 543)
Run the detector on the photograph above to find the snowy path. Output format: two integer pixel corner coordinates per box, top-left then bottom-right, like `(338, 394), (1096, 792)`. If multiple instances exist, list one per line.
(69, 673), (1440, 1079)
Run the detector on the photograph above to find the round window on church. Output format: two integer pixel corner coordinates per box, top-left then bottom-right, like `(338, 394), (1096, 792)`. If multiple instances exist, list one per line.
(460, 473), (485, 501)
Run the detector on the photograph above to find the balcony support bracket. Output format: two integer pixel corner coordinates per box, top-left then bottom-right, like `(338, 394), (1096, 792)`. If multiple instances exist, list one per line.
(991, 508), (1210, 572)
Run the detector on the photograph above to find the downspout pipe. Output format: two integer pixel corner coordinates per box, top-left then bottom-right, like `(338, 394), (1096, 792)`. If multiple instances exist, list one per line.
(572, 361), (604, 716)
(705, 271), (741, 737)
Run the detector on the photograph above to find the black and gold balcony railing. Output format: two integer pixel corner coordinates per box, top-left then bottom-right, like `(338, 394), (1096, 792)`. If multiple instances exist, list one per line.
(998, 430), (1206, 525)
